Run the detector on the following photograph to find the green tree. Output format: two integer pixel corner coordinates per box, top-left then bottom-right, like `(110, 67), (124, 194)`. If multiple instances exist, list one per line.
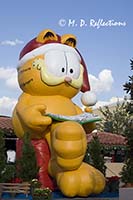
(0, 129), (15, 182)
(123, 59), (133, 100)
(120, 120), (133, 184)
(85, 134), (106, 175)
(120, 59), (133, 184)
(97, 100), (130, 135)
(17, 133), (39, 182)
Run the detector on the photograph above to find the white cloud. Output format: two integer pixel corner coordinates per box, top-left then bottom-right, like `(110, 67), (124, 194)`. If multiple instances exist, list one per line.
(0, 67), (15, 79)
(89, 69), (114, 93)
(93, 96), (124, 109)
(0, 39), (24, 46)
(0, 67), (20, 116)
(0, 67), (19, 90)
(0, 96), (17, 116)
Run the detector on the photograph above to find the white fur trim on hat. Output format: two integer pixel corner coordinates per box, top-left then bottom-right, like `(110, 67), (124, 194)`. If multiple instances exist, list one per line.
(18, 43), (81, 67)
(81, 91), (97, 106)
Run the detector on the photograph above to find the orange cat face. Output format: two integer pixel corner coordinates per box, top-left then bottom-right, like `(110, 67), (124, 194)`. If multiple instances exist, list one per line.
(17, 29), (90, 99)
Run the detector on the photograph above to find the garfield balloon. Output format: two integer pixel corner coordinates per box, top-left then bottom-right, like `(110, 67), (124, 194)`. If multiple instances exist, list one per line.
(12, 29), (105, 197)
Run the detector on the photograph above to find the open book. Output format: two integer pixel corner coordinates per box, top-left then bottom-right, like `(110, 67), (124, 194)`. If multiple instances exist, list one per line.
(46, 112), (101, 124)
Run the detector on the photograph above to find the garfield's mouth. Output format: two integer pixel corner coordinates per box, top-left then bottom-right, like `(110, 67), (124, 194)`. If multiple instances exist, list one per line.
(40, 77), (80, 90)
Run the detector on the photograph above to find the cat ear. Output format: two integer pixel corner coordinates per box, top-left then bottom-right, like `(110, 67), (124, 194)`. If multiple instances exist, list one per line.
(61, 34), (77, 48)
(36, 29), (58, 43)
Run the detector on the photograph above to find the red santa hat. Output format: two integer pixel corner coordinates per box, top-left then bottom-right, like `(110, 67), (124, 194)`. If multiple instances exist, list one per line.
(18, 29), (97, 106)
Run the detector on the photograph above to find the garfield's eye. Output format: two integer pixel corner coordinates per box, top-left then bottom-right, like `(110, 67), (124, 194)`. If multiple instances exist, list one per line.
(62, 67), (65, 73)
(70, 68), (74, 74)
(45, 50), (66, 77)
(66, 52), (80, 79)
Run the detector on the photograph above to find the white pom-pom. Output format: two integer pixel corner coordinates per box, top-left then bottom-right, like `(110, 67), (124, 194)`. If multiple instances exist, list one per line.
(81, 91), (97, 106)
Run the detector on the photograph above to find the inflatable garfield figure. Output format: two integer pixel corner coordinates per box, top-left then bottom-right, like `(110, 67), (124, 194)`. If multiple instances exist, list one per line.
(12, 29), (105, 197)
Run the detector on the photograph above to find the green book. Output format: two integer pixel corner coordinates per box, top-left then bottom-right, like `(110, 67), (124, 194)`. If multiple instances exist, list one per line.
(46, 112), (101, 124)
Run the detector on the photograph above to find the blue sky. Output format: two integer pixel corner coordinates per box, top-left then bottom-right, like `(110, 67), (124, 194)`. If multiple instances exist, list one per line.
(0, 0), (132, 116)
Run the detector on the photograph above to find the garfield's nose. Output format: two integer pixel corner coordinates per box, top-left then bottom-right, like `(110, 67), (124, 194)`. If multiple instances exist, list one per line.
(64, 76), (72, 83)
